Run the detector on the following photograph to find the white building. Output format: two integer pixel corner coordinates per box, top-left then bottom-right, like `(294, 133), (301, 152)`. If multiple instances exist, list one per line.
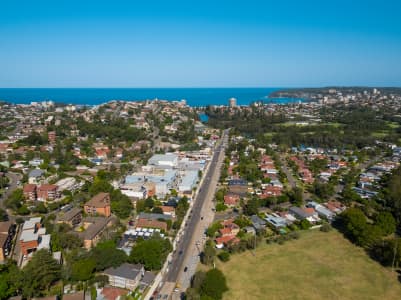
(148, 153), (178, 168)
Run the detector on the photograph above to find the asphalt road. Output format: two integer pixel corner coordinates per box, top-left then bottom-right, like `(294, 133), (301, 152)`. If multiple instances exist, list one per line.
(0, 172), (21, 209)
(165, 130), (228, 283)
(279, 156), (297, 189)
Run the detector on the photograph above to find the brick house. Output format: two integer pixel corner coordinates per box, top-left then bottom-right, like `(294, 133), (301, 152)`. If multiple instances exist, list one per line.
(37, 184), (60, 202)
(23, 184), (37, 201)
(84, 193), (111, 217)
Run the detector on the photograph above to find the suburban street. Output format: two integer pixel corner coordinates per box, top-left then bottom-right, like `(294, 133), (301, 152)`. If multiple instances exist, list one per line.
(0, 172), (22, 209)
(158, 130), (228, 298)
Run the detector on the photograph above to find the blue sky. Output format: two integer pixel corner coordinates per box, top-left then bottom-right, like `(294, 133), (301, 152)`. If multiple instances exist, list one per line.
(1, 0), (401, 87)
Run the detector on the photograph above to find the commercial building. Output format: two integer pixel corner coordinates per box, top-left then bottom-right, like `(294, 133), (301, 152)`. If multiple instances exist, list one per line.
(125, 170), (177, 198)
(178, 170), (198, 194)
(148, 153), (178, 168)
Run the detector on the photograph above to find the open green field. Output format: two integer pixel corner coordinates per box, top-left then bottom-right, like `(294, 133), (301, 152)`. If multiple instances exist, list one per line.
(217, 230), (401, 300)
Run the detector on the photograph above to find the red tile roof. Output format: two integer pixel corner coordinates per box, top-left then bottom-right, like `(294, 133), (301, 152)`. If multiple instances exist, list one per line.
(101, 287), (128, 300)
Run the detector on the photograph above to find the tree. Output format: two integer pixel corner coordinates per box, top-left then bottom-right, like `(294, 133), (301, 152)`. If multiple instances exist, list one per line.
(370, 238), (401, 267)
(89, 241), (128, 271)
(206, 222), (223, 237)
(191, 271), (206, 290)
(339, 208), (385, 248)
(200, 269), (228, 300)
(176, 197), (190, 220)
(129, 236), (172, 270)
(375, 212), (396, 236)
(51, 232), (82, 252)
(152, 206), (163, 214)
(5, 189), (23, 211)
(89, 178), (113, 196)
(233, 215), (251, 228)
(33, 202), (48, 214)
(215, 202), (227, 212)
(217, 251), (230, 262)
(201, 240), (216, 265)
(144, 197), (155, 209)
(110, 190), (133, 219)
(0, 263), (23, 299)
(339, 208), (368, 245)
(0, 208), (8, 221)
(22, 249), (62, 298)
(243, 198), (259, 216)
(299, 219), (311, 230)
(289, 187), (303, 206)
(136, 199), (146, 213)
(71, 258), (96, 282)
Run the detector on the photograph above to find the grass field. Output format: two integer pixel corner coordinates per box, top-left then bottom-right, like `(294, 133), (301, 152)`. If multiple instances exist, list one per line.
(217, 230), (401, 300)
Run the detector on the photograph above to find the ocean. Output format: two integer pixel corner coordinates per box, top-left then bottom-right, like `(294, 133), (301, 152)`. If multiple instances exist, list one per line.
(0, 88), (303, 107)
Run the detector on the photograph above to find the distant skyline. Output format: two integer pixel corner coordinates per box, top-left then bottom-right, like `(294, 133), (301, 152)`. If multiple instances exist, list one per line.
(1, 0), (401, 88)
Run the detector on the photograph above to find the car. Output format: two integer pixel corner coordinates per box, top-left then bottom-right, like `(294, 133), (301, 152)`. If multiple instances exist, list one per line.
(178, 250), (183, 255)
(200, 216), (204, 220)
(184, 266), (188, 272)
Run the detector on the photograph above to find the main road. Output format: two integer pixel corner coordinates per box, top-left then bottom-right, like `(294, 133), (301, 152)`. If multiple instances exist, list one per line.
(0, 172), (22, 209)
(161, 129), (228, 295)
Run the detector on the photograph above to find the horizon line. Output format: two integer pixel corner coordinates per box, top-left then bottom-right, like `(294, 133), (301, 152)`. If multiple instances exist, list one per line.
(0, 86), (401, 89)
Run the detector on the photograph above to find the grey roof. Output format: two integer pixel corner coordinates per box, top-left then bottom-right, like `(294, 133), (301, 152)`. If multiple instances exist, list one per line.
(289, 206), (313, 219)
(104, 263), (144, 280)
(141, 271), (156, 286)
(250, 215), (266, 226)
(28, 169), (44, 178)
(265, 214), (287, 228)
(251, 215), (266, 230)
(138, 212), (172, 221)
(80, 217), (113, 240)
(57, 207), (82, 222)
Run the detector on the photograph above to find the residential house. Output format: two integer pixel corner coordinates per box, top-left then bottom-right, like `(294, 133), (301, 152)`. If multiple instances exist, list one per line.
(265, 213), (288, 229)
(28, 169), (44, 184)
(224, 194), (240, 207)
(307, 201), (336, 221)
(62, 291), (85, 300)
(215, 219), (240, 249)
(250, 215), (267, 231)
(324, 200), (346, 214)
(160, 206), (176, 218)
(289, 206), (320, 223)
(19, 217), (50, 257)
(228, 179), (249, 196)
(103, 263), (145, 291)
(47, 131), (56, 144)
(84, 193), (111, 217)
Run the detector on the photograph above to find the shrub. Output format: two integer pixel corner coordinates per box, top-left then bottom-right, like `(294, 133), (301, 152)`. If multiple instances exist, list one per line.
(288, 231), (300, 240)
(320, 223), (332, 232)
(217, 251), (230, 262)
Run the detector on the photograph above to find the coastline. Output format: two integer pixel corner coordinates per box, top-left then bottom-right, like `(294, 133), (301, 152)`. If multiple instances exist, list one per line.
(0, 87), (306, 107)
